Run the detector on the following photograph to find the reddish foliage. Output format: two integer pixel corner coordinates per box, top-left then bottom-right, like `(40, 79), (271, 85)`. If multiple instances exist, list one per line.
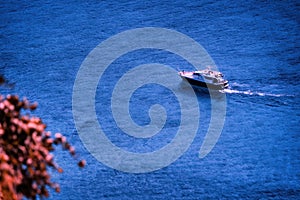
(0, 95), (85, 200)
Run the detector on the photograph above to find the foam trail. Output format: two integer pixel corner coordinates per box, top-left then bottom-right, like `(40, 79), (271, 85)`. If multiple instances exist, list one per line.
(222, 89), (294, 97)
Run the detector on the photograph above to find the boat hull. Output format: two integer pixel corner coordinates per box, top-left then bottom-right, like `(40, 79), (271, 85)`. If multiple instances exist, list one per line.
(180, 76), (228, 90)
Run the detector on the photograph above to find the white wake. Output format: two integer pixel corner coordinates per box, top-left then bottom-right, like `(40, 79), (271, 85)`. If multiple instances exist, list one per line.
(222, 88), (294, 97)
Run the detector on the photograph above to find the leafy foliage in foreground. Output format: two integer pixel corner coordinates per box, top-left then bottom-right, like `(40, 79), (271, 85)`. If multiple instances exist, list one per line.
(0, 94), (85, 200)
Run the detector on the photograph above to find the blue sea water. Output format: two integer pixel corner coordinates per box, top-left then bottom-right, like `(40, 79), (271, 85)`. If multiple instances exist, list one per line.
(1, 0), (299, 199)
